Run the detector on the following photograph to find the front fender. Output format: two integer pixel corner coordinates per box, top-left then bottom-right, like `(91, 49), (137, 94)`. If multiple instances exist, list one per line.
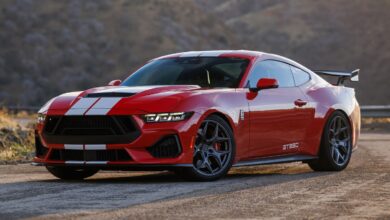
(176, 89), (250, 162)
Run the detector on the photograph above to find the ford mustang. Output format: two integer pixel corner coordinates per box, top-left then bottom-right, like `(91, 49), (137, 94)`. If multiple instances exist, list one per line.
(33, 50), (361, 181)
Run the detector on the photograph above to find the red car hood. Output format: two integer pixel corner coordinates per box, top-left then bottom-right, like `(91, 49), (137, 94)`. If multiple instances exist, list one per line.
(43, 85), (201, 115)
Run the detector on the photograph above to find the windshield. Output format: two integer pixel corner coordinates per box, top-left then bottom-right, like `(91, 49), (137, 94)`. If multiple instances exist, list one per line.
(121, 57), (249, 88)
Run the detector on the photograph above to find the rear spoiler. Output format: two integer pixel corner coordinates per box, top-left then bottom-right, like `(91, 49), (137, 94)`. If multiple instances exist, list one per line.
(313, 69), (359, 85)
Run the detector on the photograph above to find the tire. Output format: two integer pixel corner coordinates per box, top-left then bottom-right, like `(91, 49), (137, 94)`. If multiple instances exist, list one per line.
(175, 114), (235, 181)
(308, 111), (353, 171)
(46, 166), (99, 180)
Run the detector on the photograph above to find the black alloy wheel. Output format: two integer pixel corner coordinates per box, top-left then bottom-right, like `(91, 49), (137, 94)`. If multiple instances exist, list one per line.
(175, 115), (235, 181)
(308, 111), (352, 171)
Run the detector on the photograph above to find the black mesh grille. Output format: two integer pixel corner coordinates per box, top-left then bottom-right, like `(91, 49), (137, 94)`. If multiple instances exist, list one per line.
(45, 116), (126, 135)
(43, 116), (140, 144)
(49, 149), (132, 161)
(147, 135), (182, 158)
(44, 117), (60, 133)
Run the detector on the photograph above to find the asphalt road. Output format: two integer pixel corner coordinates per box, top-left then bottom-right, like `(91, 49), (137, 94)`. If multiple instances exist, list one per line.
(0, 132), (389, 219)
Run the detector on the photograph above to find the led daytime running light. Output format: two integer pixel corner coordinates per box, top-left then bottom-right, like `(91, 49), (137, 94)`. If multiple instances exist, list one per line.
(143, 112), (192, 123)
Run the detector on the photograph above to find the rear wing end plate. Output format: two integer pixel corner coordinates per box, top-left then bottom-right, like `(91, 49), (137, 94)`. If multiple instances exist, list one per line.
(313, 69), (359, 85)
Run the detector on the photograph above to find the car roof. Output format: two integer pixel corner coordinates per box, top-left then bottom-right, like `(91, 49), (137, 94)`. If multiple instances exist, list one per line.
(154, 50), (264, 60)
(153, 50), (315, 77)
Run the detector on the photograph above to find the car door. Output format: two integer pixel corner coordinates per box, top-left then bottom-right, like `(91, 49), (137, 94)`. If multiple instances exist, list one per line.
(246, 60), (311, 158)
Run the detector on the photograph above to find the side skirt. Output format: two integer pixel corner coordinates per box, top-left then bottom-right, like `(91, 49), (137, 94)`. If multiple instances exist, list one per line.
(233, 154), (318, 167)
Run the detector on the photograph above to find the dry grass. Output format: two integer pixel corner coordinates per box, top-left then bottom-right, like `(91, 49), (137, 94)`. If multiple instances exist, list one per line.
(361, 117), (390, 132)
(0, 109), (35, 163)
(362, 117), (390, 124)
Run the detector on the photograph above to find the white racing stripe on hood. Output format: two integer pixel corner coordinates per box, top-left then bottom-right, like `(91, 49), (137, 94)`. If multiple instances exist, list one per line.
(70, 98), (98, 108)
(65, 108), (87, 115)
(90, 86), (160, 94)
(85, 108), (111, 115)
(89, 97), (121, 108)
(64, 97), (121, 116)
(65, 98), (98, 115)
(85, 97), (122, 115)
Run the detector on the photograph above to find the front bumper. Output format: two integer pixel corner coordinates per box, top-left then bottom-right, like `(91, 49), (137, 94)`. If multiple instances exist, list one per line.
(33, 114), (201, 167)
(32, 162), (193, 171)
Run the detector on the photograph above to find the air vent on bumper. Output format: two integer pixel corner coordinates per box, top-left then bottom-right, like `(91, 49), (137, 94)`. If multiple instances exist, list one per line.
(35, 131), (48, 158)
(49, 149), (132, 161)
(146, 135), (182, 158)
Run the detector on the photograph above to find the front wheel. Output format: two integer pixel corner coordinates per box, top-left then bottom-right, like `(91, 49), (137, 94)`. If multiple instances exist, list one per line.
(308, 111), (353, 171)
(175, 115), (235, 181)
(46, 166), (99, 180)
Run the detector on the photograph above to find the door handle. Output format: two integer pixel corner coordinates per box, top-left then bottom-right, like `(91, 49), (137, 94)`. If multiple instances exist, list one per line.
(294, 99), (307, 107)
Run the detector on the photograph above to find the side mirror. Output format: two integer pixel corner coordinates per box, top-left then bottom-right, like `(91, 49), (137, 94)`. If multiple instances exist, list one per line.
(249, 78), (279, 92)
(108, 79), (122, 86)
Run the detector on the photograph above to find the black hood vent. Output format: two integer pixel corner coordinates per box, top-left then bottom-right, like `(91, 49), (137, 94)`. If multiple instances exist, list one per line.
(85, 92), (135, 98)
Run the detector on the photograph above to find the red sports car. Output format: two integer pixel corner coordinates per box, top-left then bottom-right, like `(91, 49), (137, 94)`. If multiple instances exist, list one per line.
(33, 50), (361, 181)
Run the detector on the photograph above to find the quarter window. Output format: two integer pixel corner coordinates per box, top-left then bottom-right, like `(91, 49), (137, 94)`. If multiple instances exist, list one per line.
(247, 60), (295, 88)
(290, 66), (310, 86)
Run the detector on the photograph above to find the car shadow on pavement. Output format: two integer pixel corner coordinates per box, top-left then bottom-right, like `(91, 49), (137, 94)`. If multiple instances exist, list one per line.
(32, 165), (334, 184)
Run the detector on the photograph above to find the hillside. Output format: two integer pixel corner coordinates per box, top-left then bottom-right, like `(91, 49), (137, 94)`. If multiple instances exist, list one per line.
(0, 0), (389, 106)
(195, 0), (390, 105)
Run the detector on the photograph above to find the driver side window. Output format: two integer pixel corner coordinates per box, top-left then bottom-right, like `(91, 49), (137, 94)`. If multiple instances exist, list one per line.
(247, 60), (295, 88)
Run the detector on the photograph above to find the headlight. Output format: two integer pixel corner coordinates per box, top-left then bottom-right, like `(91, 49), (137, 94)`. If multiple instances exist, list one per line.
(37, 113), (46, 124)
(143, 112), (193, 123)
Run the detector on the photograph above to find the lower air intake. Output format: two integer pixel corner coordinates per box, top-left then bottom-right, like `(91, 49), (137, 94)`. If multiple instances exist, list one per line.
(146, 135), (182, 158)
(35, 131), (48, 158)
(49, 149), (132, 161)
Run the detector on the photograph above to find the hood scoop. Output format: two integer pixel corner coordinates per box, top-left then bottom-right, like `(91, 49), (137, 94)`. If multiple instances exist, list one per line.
(85, 92), (135, 98)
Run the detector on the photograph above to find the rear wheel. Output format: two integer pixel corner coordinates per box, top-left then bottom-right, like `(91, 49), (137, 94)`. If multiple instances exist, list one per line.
(46, 166), (99, 180)
(175, 115), (235, 181)
(308, 111), (352, 171)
